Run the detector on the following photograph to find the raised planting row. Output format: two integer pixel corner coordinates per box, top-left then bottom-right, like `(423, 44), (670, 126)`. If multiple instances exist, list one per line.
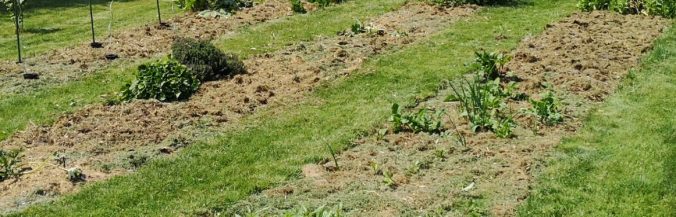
(0, 1), (476, 213)
(225, 9), (671, 217)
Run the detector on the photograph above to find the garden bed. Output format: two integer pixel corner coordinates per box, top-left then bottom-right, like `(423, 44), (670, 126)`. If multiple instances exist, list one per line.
(225, 11), (671, 216)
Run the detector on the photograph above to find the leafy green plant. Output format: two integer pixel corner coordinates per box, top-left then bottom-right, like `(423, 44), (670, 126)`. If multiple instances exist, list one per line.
(449, 75), (515, 138)
(474, 51), (511, 81)
(67, 167), (85, 182)
(528, 91), (564, 125)
(172, 37), (245, 81)
(369, 161), (382, 175)
(382, 170), (396, 188)
(291, 0), (306, 13)
(492, 115), (515, 138)
(406, 160), (431, 176)
(121, 59), (200, 102)
(578, 0), (676, 18)
(350, 19), (366, 34)
(0, 148), (23, 182)
(390, 103), (445, 134)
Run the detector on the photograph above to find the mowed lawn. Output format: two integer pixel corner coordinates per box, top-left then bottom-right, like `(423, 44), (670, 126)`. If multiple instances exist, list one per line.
(0, 0), (182, 61)
(13, 0), (579, 215)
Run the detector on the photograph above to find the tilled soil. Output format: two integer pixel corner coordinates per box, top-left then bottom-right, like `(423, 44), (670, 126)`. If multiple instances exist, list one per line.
(0, 3), (476, 213)
(225, 11), (671, 216)
(0, 0), (294, 94)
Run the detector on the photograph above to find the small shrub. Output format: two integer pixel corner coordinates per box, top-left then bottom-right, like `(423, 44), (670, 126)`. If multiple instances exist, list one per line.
(390, 103), (445, 134)
(0, 148), (23, 182)
(175, 0), (252, 12)
(291, 0), (307, 13)
(528, 91), (564, 125)
(172, 37), (245, 81)
(121, 59), (200, 102)
(578, 0), (676, 18)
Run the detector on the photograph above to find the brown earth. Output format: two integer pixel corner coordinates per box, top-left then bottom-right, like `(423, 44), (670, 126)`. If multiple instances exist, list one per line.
(225, 11), (671, 216)
(0, 3), (476, 213)
(0, 0), (295, 94)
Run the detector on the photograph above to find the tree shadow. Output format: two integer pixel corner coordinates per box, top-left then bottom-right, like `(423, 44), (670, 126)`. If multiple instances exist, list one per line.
(24, 27), (63, 34)
(484, 0), (535, 8)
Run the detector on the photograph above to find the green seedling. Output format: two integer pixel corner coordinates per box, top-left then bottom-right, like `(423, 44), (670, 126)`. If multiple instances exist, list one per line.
(369, 161), (382, 175)
(382, 170), (396, 188)
(390, 103), (445, 134)
(0, 148), (24, 182)
(528, 91), (564, 125)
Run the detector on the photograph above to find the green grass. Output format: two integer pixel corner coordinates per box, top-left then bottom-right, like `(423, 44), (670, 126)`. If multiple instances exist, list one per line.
(517, 21), (676, 217)
(0, 0), (408, 141)
(215, 0), (406, 58)
(0, 0), (182, 61)
(11, 0), (578, 215)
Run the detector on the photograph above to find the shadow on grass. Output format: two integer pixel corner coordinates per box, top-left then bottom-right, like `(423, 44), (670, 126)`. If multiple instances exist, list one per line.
(24, 27), (63, 34)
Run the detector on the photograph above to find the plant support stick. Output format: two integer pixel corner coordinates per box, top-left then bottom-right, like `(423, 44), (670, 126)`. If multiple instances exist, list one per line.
(88, 0), (102, 48)
(156, 0), (162, 25)
(13, 0), (22, 63)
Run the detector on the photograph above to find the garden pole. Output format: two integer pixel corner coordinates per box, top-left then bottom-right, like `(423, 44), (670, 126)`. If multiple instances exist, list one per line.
(89, 0), (97, 45)
(156, 0), (162, 25)
(13, 0), (22, 63)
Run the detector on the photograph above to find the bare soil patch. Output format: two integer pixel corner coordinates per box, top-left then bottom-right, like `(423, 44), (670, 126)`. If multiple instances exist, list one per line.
(0, 0), (294, 94)
(225, 11), (670, 216)
(0, 3), (476, 213)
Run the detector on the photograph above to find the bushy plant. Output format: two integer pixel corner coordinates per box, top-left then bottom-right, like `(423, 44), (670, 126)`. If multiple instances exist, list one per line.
(172, 37), (245, 81)
(350, 19), (368, 34)
(291, 0), (307, 13)
(0, 148), (23, 182)
(474, 51), (511, 81)
(578, 0), (676, 18)
(449, 76), (515, 138)
(175, 0), (252, 12)
(528, 91), (564, 125)
(390, 103), (445, 134)
(121, 59), (200, 102)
